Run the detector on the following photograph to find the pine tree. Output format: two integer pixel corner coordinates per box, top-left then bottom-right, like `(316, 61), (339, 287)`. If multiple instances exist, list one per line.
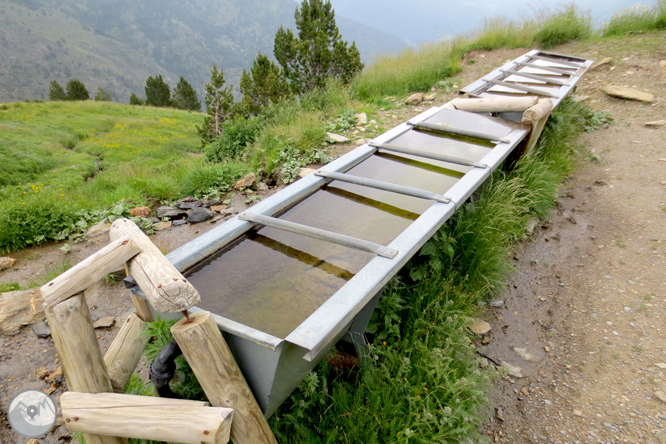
(197, 64), (234, 146)
(145, 75), (172, 107)
(66, 79), (89, 101)
(49, 80), (67, 101)
(94, 87), (111, 101)
(172, 76), (201, 111)
(239, 53), (289, 116)
(273, 0), (363, 94)
(129, 93), (144, 105)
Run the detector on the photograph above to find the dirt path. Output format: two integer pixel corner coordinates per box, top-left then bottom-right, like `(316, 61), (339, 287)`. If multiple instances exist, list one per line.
(1, 34), (665, 443)
(481, 35), (666, 443)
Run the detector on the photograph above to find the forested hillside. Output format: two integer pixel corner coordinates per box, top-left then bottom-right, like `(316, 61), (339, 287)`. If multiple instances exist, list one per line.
(0, 0), (405, 103)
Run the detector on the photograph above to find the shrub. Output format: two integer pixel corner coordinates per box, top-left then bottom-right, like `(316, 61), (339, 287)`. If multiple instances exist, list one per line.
(180, 160), (247, 196)
(533, 5), (591, 49)
(204, 117), (264, 162)
(603, 1), (666, 36)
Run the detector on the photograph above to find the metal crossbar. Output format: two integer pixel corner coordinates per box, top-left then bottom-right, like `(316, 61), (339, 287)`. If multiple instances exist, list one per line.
(529, 54), (581, 68)
(370, 142), (488, 168)
(515, 61), (572, 76)
(315, 170), (452, 204)
(407, 121), (511, 144)
(484, 78), (557, 98)
(499, 69), (567, 86)
(237, 212), (398, 259)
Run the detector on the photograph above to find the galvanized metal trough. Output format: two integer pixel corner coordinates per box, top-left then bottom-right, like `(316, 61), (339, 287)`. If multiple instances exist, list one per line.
(128, 50), (592, 417)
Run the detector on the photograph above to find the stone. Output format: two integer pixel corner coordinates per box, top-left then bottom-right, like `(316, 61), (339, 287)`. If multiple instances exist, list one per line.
(156, 206), (187, 219)
(645, 120), (666, 127)
(187, 207), (215, 224)
(660, 60), (666, 75)
(470, 319), (491, 336)
(654, 390), (666, 403)
(355, 112), (367, 126)
(404, 93), (424, 105)
(500, 361), (524, 378)
(148, 217), (160, 223)
(31, 321), (51, 338)
(181, 196), (198, 203)
(513, 346), (540, 362)
(354, 138), (370, 146)
(234, 173), (255, 190)
(173, 219), (187, 226)
(85, 221), (110, 238)
(299, 167), (316, 178)
(130, 206), (151, 218)
(600, 84), (655, 103)
(573, 409), (583, 417)
(210, 205), (228, 213)
(488, 299), (504, 307)
(174, 200), (203, 210)
(154, 221), (172, 231)
(219, 207), (237, 216)
(93, 316), (115, 329)
(326, 132), (350, 143)
(655, 363), (666, 369)
(0, 256), (16, 271)
(257, 182), (269, 192)
(590, 57), (612, 71)
(424, 93), (436, 101)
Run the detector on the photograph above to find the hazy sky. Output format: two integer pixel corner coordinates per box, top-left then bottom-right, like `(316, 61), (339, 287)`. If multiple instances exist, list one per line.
(328, 0), (659, 45)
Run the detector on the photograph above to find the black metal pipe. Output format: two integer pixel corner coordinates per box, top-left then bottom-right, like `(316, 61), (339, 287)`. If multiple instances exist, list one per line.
(149, 339), (182, 398)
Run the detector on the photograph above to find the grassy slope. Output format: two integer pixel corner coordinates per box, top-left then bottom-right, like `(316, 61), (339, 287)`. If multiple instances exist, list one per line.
(0, 101), (205, 252)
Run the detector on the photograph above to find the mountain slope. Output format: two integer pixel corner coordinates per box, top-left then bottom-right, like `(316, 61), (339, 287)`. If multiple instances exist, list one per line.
(0, 0), (405, 103)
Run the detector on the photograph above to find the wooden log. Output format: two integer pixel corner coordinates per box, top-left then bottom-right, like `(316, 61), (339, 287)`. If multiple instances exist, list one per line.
(444, 96), (538, 113)
(109, 218), (200, 313)
(41, 235), (141, 307)
(171, 311), (277, 444)
(522, 98), (554, 155)
(61, 392), (233, 444)
(44, 293), (127, 444)
(0, 288), (43, 334)
(103, 313), (148, 393)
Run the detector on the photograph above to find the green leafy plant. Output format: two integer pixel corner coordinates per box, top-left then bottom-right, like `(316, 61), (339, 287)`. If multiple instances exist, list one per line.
(325, 108), (358, 132)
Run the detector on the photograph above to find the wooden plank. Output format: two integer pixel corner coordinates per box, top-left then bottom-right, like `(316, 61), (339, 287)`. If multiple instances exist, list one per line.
(130, 294), (154, 322)
(171, 311), (277, 444)
(45, 293), (127, 444)
(0, 288), (43, 334)
(103, 313), (148, 393)
(110, 218), (200, 313)
(443, 96), (538, 113)
(42, 235), (141, 307)
(521, 98), (554, 155)
(61, 392), (233, 444)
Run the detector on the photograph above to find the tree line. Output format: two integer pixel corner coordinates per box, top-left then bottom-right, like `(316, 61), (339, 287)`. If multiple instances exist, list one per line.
(49, 79), (111, 102)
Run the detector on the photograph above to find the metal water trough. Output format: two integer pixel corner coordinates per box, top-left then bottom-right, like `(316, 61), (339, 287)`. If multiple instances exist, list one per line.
(128, 50), (592, 417)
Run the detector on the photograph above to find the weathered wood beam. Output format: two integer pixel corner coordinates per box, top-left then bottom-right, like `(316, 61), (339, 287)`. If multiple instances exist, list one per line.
(103, 313), (148, 393)
(521, 98), (554, 155)
(45, 293), (127, 444)
(171, 311), (277, 444)
(110, 218), (200, 313)
(442, 96), (539, 113)
(61, 392), (233, 444)
(41, 235), (141, 307)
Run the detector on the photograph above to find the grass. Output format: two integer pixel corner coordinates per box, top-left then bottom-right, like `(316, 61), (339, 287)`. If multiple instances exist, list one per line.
(603, 1), (666, 36)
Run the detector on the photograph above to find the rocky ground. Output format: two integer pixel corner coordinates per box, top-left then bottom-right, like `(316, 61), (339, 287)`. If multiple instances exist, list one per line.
(1, 34), (665, 443)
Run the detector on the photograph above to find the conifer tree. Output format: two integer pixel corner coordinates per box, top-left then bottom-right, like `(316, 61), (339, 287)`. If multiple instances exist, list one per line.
(172, 76), (201, 111)
(145, 75), (171, 107)
(239, 53), (289, 116)
(129, 93), (144, 105)
(197, 64), (234, 146)
(66, 79), (89, 101)
(94, 87), (111, 102)
(273, 0), (363, 94)
(49, 80), (67, 101)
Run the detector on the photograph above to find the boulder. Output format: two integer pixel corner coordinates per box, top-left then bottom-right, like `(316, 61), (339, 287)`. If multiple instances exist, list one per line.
(130, 206), (151, 218)
(234, 173), (256, 190)
(187, 207), (215, 224)
(404, 93), (423, 105)
(326, 132), (350, 143)
(600, 84), (654, 102)
(0, 256), (16, 271)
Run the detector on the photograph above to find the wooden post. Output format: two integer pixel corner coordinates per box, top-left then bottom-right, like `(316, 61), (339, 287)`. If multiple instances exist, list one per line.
(61, 392), (233, 444)
(44, 293), (127, 444)
(41, 235), (141, 307)
(110, 218), (200, 313)
(521, 98), (554, 155)
(171, 311), (277, 444)
(442, 96), (538, 113)
(103, 313), (148, 393)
